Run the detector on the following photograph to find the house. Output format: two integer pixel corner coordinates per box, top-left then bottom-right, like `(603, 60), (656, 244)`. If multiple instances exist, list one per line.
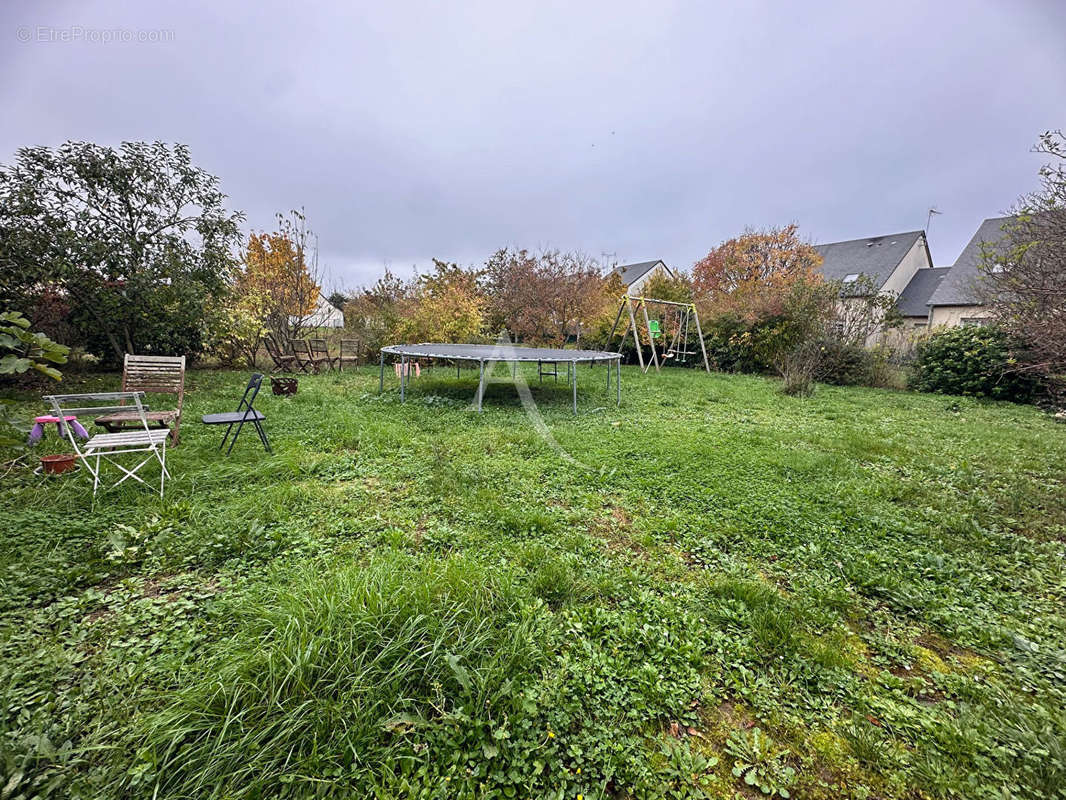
(927, 216), (1012, 327)
(815, 230), (933, 299)
(814, 230), (934, 340)
(894, 266), (950, 331)
(292, 294), (345, 329)
(613, 260), (675, 296)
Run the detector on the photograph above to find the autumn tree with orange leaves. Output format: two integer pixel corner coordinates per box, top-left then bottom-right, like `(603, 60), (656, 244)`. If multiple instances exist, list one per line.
(693, 225), (844, 393)
(399, 260), (485, 343)
(237, 209), (323, 354)
(692, 224), (824, 320)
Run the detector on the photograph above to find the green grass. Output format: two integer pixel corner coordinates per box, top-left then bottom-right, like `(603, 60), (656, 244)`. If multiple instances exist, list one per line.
(0, 364), (1064, 799)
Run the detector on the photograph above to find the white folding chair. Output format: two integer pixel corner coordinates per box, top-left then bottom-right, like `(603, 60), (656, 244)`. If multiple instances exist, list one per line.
(43, 391), (171, 497)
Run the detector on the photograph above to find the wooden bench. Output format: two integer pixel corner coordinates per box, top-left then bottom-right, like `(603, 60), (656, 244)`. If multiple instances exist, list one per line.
(94, 354), (185, 445)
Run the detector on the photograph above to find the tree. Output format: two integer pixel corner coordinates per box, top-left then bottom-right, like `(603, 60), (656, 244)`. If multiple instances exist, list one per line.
(692, 225), (874, 393)
(205, 288), (270, 368)
(342, 270), (414, 357)
(980, 131), (1066, 395)
(238, 209), (322, 354)
(400, 260), (484, 343)
(692, 224), (823, 319)
(642, 269), (693, 304)
(482, 248), (549, 341)
(539, 250), (609, 344)
(0, 141), (243, 364)
(833, 274), (903, 346)
(753, 276), (840, 395)
(482, 248), (610, 344)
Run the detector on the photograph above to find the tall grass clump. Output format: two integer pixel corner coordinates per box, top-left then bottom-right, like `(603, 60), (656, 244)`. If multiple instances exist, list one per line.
(122, 552), (548, 798)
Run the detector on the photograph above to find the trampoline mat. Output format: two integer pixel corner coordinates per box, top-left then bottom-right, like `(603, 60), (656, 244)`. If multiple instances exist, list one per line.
(380, 343), (620, 362)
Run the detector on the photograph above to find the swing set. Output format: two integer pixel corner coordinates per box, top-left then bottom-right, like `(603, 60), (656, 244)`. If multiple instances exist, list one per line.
(606, 295), (711, 373)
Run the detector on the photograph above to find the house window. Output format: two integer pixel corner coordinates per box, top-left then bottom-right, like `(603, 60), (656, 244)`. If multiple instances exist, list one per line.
(961, 317), (992, 327)
(842, 273), (859, 284)
(913, 322), (926, 329)
(989, 263), (1005, 274)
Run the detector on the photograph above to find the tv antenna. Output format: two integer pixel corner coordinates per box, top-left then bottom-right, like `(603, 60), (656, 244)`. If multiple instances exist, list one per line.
(926, 206), (942, 232)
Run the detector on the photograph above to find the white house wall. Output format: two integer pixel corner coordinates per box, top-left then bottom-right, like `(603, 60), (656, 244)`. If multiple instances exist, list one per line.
(929, 305), (991, 328)
(881, 236), (931, 297)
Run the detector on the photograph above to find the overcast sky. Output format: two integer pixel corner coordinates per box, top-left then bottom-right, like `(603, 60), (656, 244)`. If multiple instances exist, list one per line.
(3, 0), (1064, 290)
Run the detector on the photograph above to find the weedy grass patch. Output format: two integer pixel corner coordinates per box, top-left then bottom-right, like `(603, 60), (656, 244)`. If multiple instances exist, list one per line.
(0, 365), (1064, 799)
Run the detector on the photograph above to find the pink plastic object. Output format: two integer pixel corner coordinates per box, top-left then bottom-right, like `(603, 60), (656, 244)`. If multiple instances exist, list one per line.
(393, 361), (421, 379)
(29, 415), (90, 444)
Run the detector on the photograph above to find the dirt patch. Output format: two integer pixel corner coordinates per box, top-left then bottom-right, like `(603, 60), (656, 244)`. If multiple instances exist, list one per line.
(591, 505), (647, 558)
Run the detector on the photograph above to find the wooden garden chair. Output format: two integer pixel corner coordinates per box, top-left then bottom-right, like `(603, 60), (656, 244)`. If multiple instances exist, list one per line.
(288, 340), (317, 373)
(308, 338), (338, 370)
(46, 391), (171, 497)
(339, 338), (361, 369)
(94, 354), (185, 445)
(264, 338), (297, 372)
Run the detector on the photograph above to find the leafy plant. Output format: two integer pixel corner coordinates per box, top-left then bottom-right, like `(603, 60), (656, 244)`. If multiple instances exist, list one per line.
(0, 310), (68, 381)
(726, 727), (797, 798)
(911, 324), (1040, 401)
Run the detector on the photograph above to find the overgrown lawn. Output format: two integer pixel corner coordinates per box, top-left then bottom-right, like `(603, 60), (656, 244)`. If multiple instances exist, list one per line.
(1, 365), (1064, 799)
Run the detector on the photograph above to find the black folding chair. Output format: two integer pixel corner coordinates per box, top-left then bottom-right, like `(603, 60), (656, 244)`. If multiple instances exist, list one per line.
(201, 373), (272, 454)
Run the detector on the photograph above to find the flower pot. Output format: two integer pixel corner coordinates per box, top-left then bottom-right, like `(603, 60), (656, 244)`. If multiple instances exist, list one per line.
(40, 453), (78, 475)
(271, 376), (299, 396)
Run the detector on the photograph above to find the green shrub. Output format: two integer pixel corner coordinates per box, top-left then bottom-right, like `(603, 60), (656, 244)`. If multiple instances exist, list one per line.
(820, 340), (874, 386)
(702, 312), (773, 373)
(911, 325), (1039, 402)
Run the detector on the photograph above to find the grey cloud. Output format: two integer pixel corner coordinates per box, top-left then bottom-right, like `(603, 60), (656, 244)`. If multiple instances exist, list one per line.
(2, 0), (1064, 286)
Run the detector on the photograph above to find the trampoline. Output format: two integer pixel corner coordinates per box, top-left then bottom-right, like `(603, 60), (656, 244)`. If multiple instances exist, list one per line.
(378, 343), (622, 413)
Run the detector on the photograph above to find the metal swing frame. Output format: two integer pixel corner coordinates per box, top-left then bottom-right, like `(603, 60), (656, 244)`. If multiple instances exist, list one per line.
(606, 295), (711, 373)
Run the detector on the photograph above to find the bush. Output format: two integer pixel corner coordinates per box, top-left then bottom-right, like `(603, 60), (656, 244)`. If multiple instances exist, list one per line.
(820, 340), (874, 386)
(911, 325), (1039, 402)
(702, 313), (773, 373)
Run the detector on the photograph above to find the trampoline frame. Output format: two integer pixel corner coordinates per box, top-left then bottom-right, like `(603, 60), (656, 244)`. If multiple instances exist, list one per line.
(378, 343), (622, 414)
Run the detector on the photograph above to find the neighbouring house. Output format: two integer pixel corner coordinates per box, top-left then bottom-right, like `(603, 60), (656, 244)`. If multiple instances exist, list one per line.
(814, 230), (934, 341)
(613, 259), (675, 296)
(895, 266), (950, 332)
(927, 216), (1013, 328)
(292, 294), (345, 329)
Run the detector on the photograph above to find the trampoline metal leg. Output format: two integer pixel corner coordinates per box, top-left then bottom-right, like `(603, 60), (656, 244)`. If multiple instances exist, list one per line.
(572, 359), (577, 415)
(400, 355), (406, 403)
(477, 360), (484, 412)
(378, 351), (384, 394)
(617, 358), (621, 405)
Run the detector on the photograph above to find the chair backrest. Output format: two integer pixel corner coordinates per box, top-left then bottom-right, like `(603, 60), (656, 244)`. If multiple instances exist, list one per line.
(43, 392), (151, 452)
(122, 355), (185, 413)
(235, 373), (264, 417)
(340, 339), (360, 359)
(289, 340), (311, 359)
(308, 338), (330, 358)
